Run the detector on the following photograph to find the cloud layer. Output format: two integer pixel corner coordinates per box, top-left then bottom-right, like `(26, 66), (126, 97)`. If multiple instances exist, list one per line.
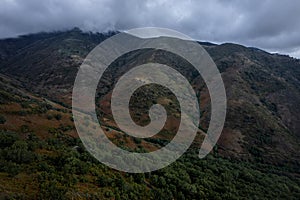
(1, 0), (300, 57)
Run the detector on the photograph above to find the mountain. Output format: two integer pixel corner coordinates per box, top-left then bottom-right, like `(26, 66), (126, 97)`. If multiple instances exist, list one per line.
(0, 28), (299, 199)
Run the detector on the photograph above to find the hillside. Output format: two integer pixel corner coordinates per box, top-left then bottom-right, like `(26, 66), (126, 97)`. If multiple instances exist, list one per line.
(0, 29), (300, 199)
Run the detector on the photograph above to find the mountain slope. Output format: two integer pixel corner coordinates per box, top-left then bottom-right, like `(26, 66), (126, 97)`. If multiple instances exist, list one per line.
(0, 29), (300, 199)
(0, 73), (299, 199)
(0, 29), (299, 165)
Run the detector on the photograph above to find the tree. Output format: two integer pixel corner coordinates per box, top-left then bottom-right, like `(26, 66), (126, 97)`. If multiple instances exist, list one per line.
(5, 141), (35, 164)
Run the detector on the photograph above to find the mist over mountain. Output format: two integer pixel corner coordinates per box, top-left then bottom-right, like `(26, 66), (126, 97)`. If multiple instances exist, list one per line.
(2, 0), (300, 59)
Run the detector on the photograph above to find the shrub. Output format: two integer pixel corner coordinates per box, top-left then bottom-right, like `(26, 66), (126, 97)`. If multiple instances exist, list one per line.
(1, 161), (20, 177)
(20, 102), (31, 109)
(0, 115), (6, 124)
(20, 125), (30, 133)
(133, 137), (142, 144)
(39, 180), (67, 200)
(0, 130), (19, 148)
(69, 116), (74, 122)
(54, 113), (62, 120)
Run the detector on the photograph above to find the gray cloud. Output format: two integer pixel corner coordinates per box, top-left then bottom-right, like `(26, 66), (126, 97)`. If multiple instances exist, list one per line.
(1, 0), (300, 57)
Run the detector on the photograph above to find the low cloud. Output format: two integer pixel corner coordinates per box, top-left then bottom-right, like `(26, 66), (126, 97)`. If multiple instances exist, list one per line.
(1, 0), (300, 57)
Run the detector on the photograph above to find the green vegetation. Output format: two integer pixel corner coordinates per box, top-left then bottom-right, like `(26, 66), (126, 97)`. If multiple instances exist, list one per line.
(0, 129), (299, 199)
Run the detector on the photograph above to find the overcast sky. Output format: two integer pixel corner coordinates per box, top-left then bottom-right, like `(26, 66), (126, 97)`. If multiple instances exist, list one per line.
(1, 0), (300, 58)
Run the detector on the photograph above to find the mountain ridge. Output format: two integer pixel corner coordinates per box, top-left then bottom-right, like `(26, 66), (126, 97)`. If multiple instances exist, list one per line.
(0, 28), (299, 167)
